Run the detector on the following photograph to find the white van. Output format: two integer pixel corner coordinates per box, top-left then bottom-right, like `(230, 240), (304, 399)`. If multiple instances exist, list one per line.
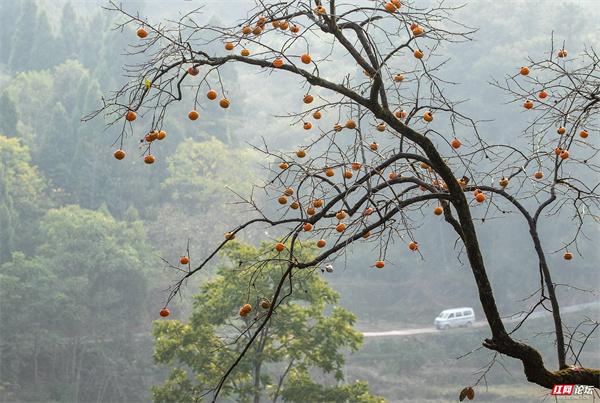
(434, 307), (475, 330)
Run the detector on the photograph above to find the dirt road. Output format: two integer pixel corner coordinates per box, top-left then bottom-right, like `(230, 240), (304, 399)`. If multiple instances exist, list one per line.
(362, 302), (599, 338)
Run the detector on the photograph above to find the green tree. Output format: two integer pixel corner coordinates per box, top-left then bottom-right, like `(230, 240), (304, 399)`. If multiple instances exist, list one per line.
(148, 137), (262, 261)
(0, 94), (17, 136)
(7, 0), (37, 71)
(162, 137), (258, 208)
(0, 135), (48, 263)
(0, 205), (154, 402)
(152, 242), (384, 403)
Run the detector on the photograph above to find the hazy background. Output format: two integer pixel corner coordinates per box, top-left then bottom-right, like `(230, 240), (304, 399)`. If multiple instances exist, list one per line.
(0, 0), (599, 402)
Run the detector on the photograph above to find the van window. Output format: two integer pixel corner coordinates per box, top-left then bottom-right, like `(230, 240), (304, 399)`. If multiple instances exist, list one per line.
(463, 310), (471, 316)
(455, 312), (462, 317)
(448, 313), (454, 318)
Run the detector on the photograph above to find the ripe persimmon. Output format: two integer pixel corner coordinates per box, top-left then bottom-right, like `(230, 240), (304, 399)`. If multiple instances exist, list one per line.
(375, 260), (385, 269)
(114, 149), (126, 160)
(283, 188), (294, 196)
(239, 303), (252, 317)
(520, 66), (530, 76)
(336, 223), (346, 232)
(296, 149), (306, 158)
(333, 124), (343, 132)
(362, 231), (371, 239)
(557, 127), (566, 135)
(560, 150), (569, 160)
(558, 49), (568, 58)
(219, 99), (230, 109)
(188, 66), (199, 76)
(534, 171), (544, 180)
(451, 138), (462, 149)
(384, 2), (397, 12)
(523, 100), (534, 109)
(157, 130), (167, 140)
(137, 27), (148, 38)
(307, 207), (316, 216)
(412, 26), (424, 36)
(241, 49), (250, 56)
(180, 256), (189, 265)
(317, 239), (326, 248)
(351, 162), (362, 170)
(423, 111), (433, 122)
(303, 94), (314, 104)
(370, 142), (378, 151)
(242, 26), (252, 35)
(275, 242), (285, 252)
(554, 147), (562, 156)
(301, 54), (312, 64)
(280, 21), (289, 30)
(303, 122), (312, 130)
(363, 207), (374, 216)
(225, 232), (236, 240)
(538, 90), (548, 99)
(393, 74), (404, 82)
(408, 241), (418, 251)
(279, 162), (289, 170)
(207, 90), (218, 100)
(290, 25), (300, 33)
(414, 49), (424, 59)
(126, 110), (137, 121)
(312, 110), (322, 119)
(290, 201), (299, 210)
(188, 110), (199, 120)
(346, 119), (357, 129)
(336, 210), (347, 220)
(145, 131), (158, 142)
(579, 130), (589, 139)
(225, 42), (234, 50)
(252, 26), (263, 35)
(475, 192), (486, 203)
(159, 308), (170, 317)
(313, 199), (324, 208)
(273, 58), (284, 68)
(303, 222), (313, 231)
(499, 177), (509, 187)
(314, 5), (326, 14)
(144, 154), (156, 164)
(343, 169), (353, 179)
(260, 299), (271, 309)
(563, 251), (573, 260)
(376, 123), (386, 132)
(277, 195), (288, 205)
(395, 110), (407, 119)
(324, 167), (335, 177)
(434, 206), (443, 215)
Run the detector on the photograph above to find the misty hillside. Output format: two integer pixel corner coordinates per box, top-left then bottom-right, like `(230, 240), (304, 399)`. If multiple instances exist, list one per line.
(0, 1), (599, 402)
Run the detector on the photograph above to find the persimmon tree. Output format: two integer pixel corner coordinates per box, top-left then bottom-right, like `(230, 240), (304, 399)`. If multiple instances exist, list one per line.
(88, 0), (600, 400)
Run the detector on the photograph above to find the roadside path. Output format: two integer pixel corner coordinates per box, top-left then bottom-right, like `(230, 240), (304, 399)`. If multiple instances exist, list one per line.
(362, 302), (599, 338)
